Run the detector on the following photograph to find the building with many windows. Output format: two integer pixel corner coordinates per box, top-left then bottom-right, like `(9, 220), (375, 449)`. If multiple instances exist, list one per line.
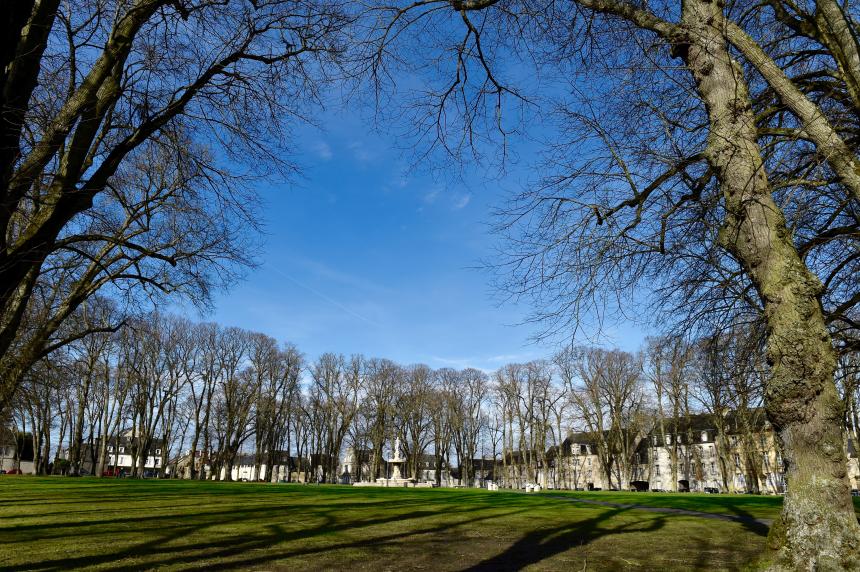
(62, 431), (165, 477)
(500, 411), (860, 494)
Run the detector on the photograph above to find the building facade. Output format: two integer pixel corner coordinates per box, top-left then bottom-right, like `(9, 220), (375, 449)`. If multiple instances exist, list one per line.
(500, 412), (860, 494)
(0, 427), (35, 474)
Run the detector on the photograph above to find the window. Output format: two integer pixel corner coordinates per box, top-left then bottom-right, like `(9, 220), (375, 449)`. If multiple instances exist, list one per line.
(155, 449), (161, 455)
(155, 459), (160, 466)
(701, 431), (708, 443)
(119, 446), (125, 453)
(666, 435), (672, 445)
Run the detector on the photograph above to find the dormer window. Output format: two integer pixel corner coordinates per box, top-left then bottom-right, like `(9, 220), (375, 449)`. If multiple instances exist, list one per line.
(701, 431), (708, 443)
(666, 435), (672, 445)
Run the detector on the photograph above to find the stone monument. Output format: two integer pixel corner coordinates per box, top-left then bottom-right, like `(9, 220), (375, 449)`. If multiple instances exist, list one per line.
(352, 437), (432, 488)
(375, 437), (410, 487)
(390, 437), (405, 480)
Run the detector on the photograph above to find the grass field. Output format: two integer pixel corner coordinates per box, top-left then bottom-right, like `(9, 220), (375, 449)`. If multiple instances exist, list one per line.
(538, 489), (786, 522)
(0, 478), (790, 571)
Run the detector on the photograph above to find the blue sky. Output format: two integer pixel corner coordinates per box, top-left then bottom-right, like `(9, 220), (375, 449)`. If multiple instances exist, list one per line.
(198, 107), (651, 371)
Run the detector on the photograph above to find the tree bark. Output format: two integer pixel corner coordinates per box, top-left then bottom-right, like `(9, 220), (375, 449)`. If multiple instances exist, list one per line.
(680, 0), (860, 566)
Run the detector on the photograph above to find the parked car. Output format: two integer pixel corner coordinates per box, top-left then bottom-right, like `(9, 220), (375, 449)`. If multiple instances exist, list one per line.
(4, 468), (22, 475)
(704, 487), (720, 494)
(851, 489), (859, 497)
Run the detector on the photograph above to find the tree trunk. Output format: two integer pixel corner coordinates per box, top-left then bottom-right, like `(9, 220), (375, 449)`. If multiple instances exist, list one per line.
(681, 1), (860, 566)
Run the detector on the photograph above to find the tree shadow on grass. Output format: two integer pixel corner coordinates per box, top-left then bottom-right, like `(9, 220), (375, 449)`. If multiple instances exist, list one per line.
(543, 494), (772, 539)
(5, 497), (531, 571)
(99, 505), (533, 572)
(2, 485), (768, 571)
(0, 496), (436, 541)
(464, 507), (668, 571)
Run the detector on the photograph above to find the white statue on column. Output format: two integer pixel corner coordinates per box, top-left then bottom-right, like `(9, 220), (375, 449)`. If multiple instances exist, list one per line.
(391, 437), (404, 480)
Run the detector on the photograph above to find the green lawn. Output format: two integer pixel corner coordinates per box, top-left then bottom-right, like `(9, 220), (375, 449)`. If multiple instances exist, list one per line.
(538, 490), (786, 522)
(539, 489), (860, 524)
(0, 478), (775, 571)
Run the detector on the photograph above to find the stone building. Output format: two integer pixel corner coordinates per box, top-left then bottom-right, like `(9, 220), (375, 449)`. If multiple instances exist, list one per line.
(0, 426), (34, 474)
(502, 410), (860, 494)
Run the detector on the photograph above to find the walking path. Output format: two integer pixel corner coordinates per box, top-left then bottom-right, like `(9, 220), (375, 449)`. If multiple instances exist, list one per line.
(543, 494), (773, 527)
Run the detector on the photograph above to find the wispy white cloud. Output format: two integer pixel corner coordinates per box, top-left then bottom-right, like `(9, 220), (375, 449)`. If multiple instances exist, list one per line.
(348, 141), (373, 162)
(452, 194), (471, 210)
(312, 141), (333, 160)
(288, 256), (393, 295)
(486, 352), (537, 363)
(430, 352), (537, 372)
(381, 175), (409, 195)
(431, 355), (480, 369)
(423, 189), (441, 204)
(266, 264), (382, 327)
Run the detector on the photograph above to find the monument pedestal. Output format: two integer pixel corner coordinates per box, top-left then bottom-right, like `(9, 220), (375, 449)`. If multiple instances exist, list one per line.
(353, 437), (428, 487)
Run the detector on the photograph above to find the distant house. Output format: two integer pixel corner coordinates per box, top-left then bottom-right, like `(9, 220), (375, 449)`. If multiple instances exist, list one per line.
(403, 453), (440, 484)
(634, 415), (726, 493)
(0, 426), (35, 474)
(338, 447), (374, 483)
(218, 450), (298, 482)
(168, 449), (212, 479)
(545, 434), (606, 490)
(63, 430), (165, 477)
(847, 437), (860, 491)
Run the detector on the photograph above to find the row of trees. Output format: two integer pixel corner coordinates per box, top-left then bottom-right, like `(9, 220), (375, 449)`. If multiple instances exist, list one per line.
(14, 310), (860, 492)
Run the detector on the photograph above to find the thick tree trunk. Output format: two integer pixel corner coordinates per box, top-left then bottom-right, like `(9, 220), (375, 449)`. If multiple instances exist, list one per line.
(681, 0), (860, 567)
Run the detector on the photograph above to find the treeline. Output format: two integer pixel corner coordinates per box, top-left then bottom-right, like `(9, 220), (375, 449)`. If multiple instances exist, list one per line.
(9, 311), (860, 487)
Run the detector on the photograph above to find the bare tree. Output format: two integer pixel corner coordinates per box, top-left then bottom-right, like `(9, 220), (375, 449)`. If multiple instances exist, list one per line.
(363, 358), (401, 480)
(366, 0), (860, 563)
(0, 0), (349, 416)
(557, 346), (646, 490)
(400, 364), (434, 481)
(429, 369), (457, 486)
(210, 327), (254, 481)
(307, 353), (361, 483)
(253, 339), (303, 482)
(645, 336), (695, 492)
(449, 368), (489, 486)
